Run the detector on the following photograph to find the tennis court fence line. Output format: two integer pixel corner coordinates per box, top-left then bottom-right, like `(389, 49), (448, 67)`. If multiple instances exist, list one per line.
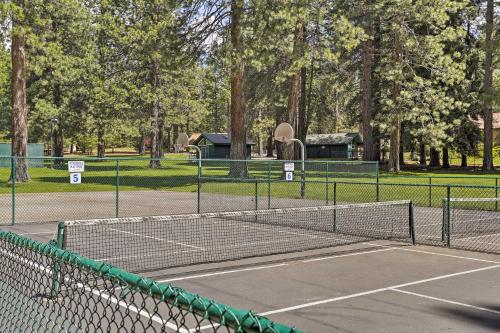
(0, 230), (300, 333)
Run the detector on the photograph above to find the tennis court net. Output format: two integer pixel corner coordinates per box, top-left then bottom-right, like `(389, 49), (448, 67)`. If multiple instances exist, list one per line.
(60, 200), (415, 273)
(444, 197), (500, 239)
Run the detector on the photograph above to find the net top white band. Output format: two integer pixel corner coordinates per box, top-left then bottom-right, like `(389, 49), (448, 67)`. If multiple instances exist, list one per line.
(62, 200), (411, 227)
(449, 197), (500, 203)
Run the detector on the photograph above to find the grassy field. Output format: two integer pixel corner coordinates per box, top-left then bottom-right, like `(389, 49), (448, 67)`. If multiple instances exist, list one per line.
(1, 156), (499, 208)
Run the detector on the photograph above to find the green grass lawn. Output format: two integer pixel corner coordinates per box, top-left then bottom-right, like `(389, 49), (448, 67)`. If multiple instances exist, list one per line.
(1, 156), (499, 208)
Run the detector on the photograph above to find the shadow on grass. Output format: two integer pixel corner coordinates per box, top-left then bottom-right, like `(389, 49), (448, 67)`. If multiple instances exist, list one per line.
(35, 175), (198, 190)
(36, 161), (197, 173)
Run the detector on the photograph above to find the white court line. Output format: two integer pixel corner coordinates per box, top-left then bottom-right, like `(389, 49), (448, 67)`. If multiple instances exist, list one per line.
(456, 231), (500, 241)
(18, 231), (55, 236)
(364, 242), (500, 264)
(454, 239), (500, 248)
(0, 248), (183, 332)
(217, 220), (347, 242)
(159, 263), (288, 283)
(415, 223), (442, 228)
(391, 288), (500, 315)
(161, 248), (397, 283)
(109, 228), (204, 250)
(258, 264), (500, 316)
(414, 234), (443, 238)
(76, 281), (184, 332)
(95, 238), (297, 263)
(302, 247), (396, 263)
(95, 248), (200, 262)
(196, 264), (500, 331)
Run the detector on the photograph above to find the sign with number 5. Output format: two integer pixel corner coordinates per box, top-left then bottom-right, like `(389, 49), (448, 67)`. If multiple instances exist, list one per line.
(70, 173), (82, 184)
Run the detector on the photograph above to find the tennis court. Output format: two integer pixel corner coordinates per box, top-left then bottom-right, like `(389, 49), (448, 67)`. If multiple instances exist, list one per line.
(3, 200), (500, 332)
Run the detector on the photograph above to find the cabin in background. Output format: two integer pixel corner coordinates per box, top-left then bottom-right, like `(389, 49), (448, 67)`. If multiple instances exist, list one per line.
(306, 133), (363, 159)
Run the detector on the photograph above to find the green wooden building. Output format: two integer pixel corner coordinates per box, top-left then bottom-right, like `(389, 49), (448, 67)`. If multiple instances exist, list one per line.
(193, 133), (255, 159)
(306, 133), (363, 159)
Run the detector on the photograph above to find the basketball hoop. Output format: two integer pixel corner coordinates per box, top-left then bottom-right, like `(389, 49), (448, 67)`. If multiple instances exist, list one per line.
(176, 133), (189, 149)
(274, 123), (294, 145)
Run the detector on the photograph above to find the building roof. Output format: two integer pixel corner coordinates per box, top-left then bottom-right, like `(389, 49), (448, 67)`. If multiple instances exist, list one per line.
(474, 114), (500, 130)
(306, 133), (363, 145)
(194, 133), (255, 145)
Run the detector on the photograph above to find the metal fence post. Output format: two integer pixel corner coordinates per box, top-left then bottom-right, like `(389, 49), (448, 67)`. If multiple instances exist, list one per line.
(115, 160), (120, 218)
(429, 177), (432, 207)
(409, 201), (416, 245)
(333, 181), (337, 232)
(50, 222), (65, 298)
(441, 198), (446, 242)
(197, 157), (201, 214)
(255, 180), (259, 211)
(11, 157), (16, 226)
(446, 186), (451, 247)
(267, 161), (271, 209)
(496, 178), (498, 212)
(376, 174), (380, 202)
(326, 162), (329, 205)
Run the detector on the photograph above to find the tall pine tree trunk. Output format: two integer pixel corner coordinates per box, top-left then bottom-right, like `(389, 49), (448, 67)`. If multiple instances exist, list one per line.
(165, 127), (171, 153)
(229, 0), (247, 177)
(388, 123), (401, 172)
(361, 0), (375, 161)
(442, 147), (450, 169)
(275, 112), (284, 160)
(482, 0), (494, 170)
(283, 23), (304, 161)
(172, 124), (179, 149)
(97, 125), (105, 158)
(371, 9), (382, 162)
(138, 129), (146, 155)
(10, 0), (29, 182)
(149, 62), (162, 168)
(266, 129), (274, 157)
(54, 125), (64, 158)
(53, 84), (65, 165)
(399, 143), (405, 166)
(399, 125), (405, 166)
(296, 65), (307, 160)
(388, 23), (403, 172)
(429, 148), (441, 167)
(461, 154), (468, 168)
(419, 143), (426, 166)
(158, 119), (164, 158)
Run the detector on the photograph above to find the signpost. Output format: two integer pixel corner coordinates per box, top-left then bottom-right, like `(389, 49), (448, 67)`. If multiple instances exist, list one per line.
(284, 162), (294, 181)
(68, 161), (85, 173)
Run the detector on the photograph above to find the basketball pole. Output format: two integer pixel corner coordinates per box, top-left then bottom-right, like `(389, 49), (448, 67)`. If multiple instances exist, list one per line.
(290, 138), (305, 199)
(187, 145), (202, 213)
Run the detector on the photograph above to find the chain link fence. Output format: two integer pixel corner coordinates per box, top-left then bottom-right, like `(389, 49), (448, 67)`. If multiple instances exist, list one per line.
(0, 230), (299, 332)
(3, 156), (500, 255)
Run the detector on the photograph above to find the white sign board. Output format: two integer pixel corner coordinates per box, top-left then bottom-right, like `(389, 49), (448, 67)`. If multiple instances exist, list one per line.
(285, 171), (294, 181)
(70, 173), (81, 184)
(284, 163), (295, 172)
(68, 161), (85, 173)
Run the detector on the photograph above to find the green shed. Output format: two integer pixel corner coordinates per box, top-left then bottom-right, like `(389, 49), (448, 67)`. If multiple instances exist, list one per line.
(193, 133), (255, 159)
(306, 133), (363, 159)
